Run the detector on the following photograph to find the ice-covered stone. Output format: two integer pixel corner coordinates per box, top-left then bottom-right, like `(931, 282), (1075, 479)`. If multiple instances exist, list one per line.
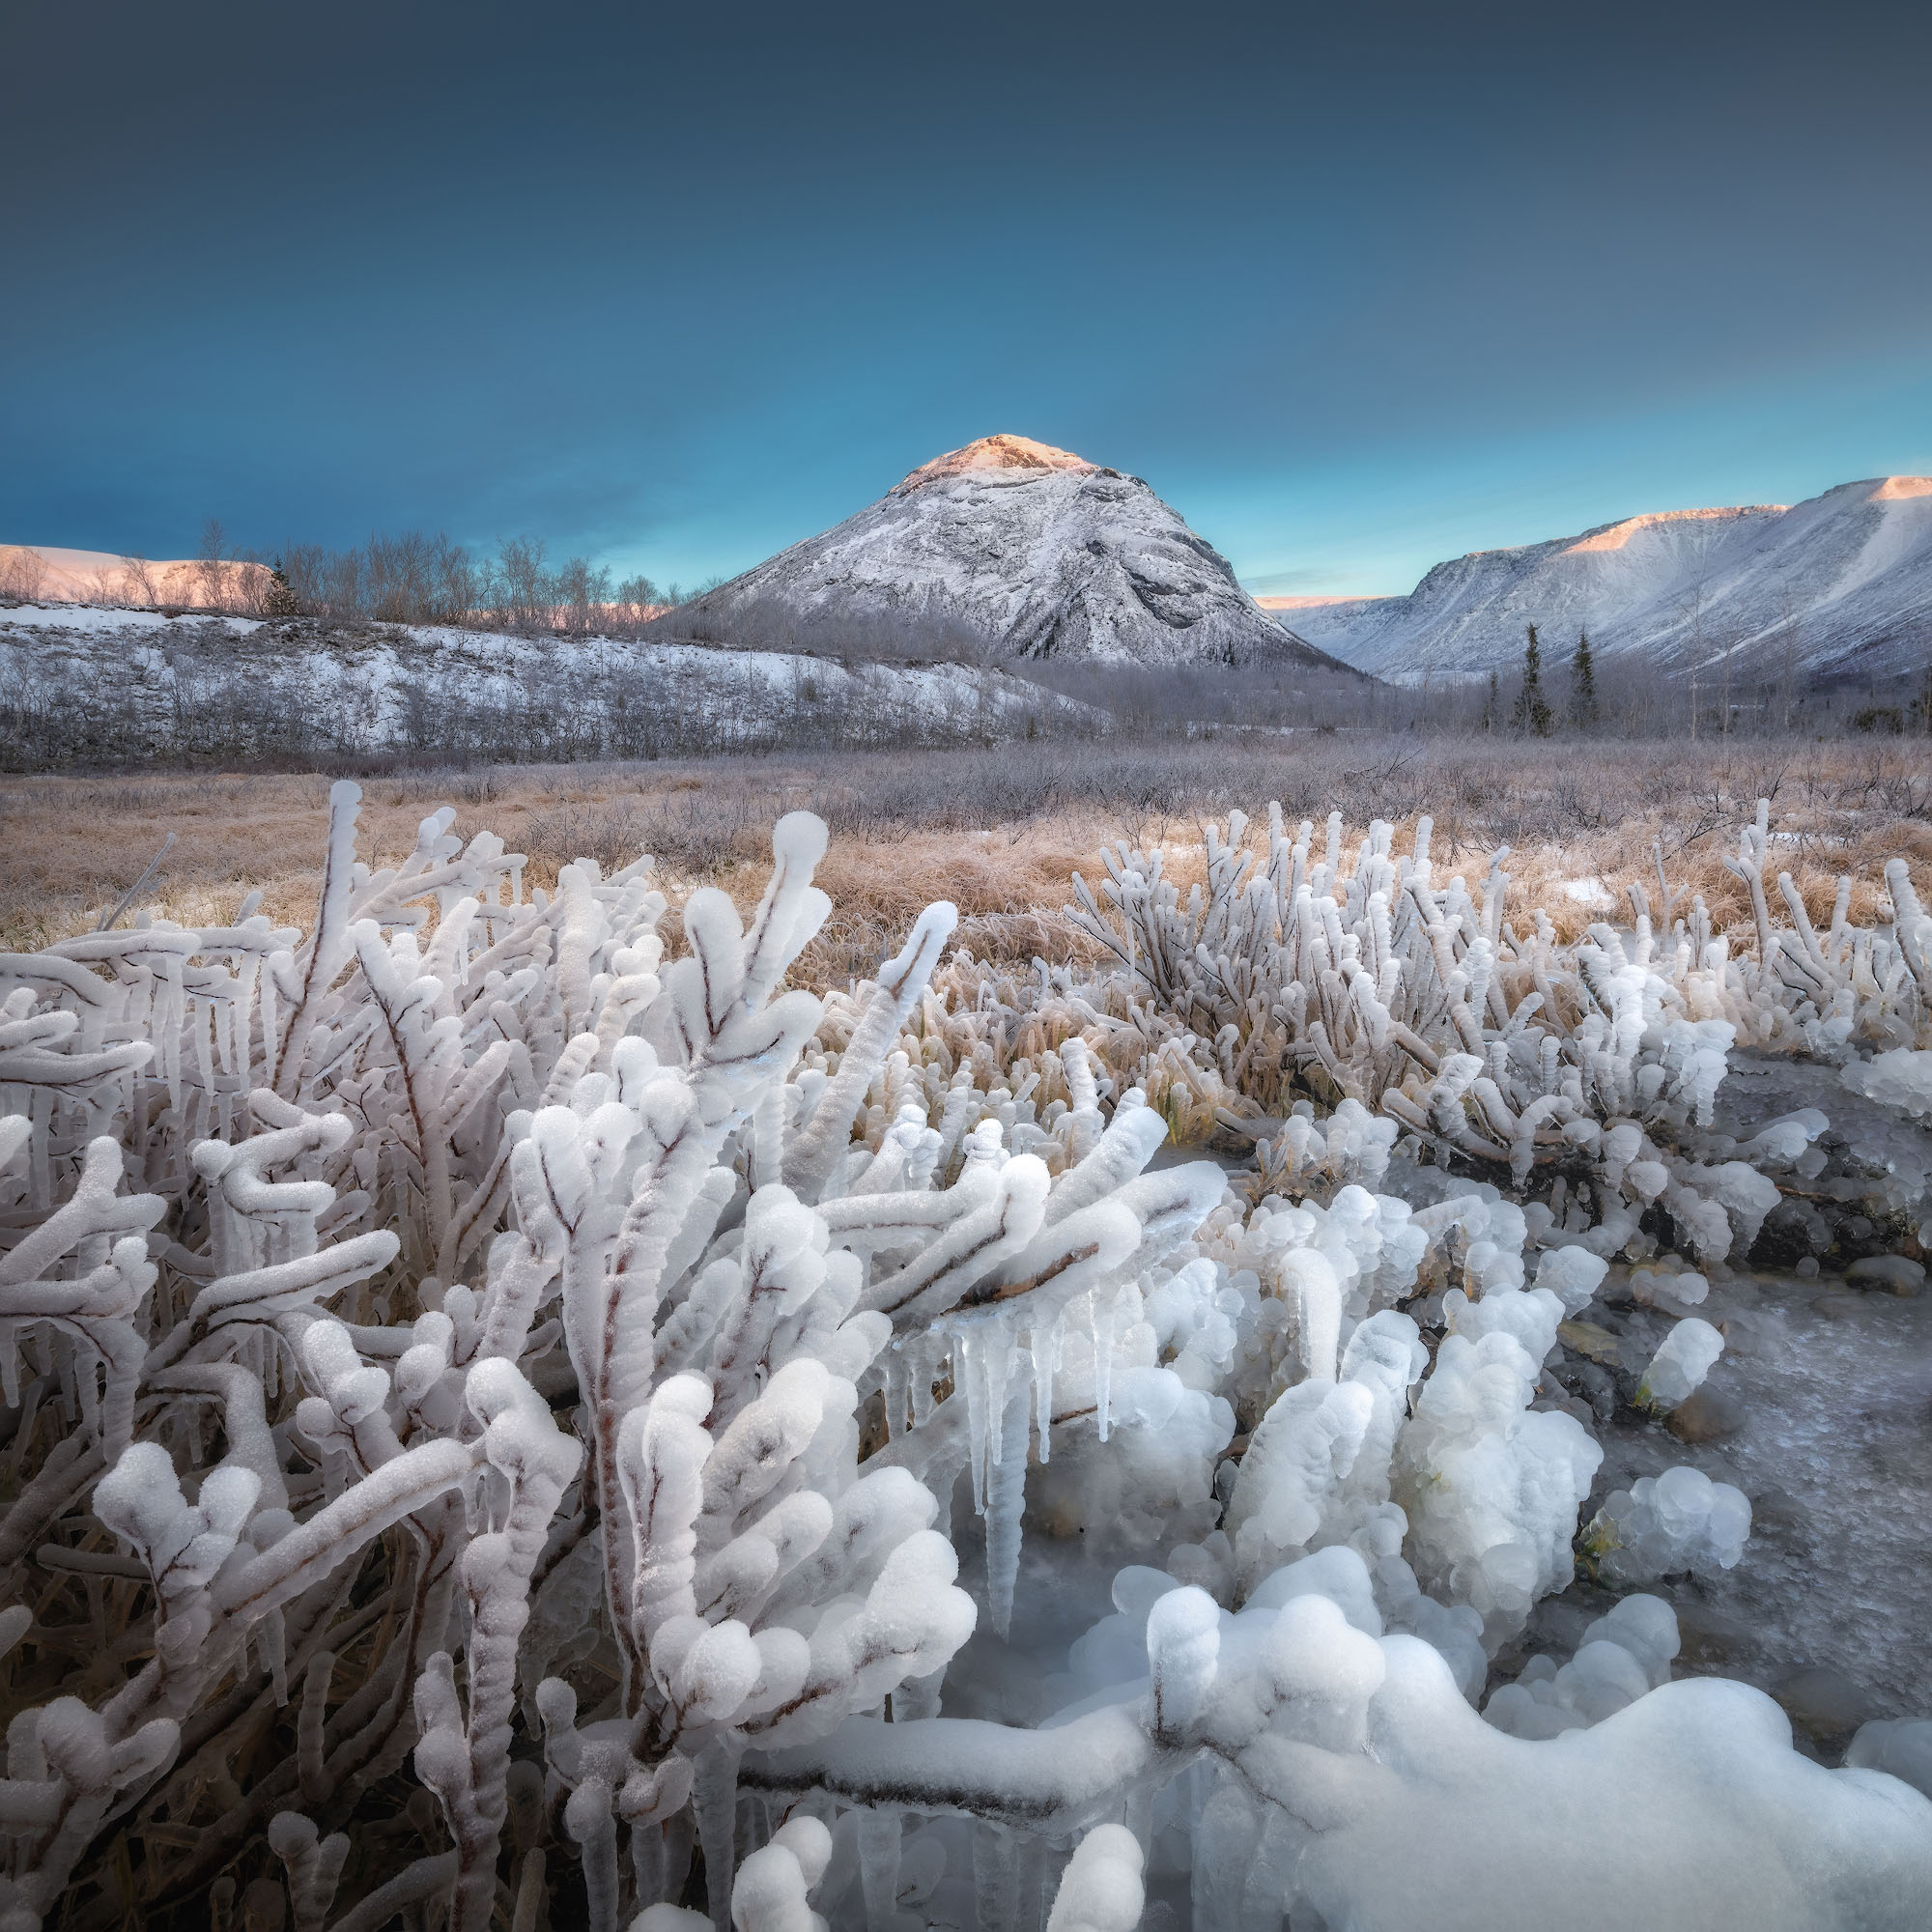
(1637, 1317), (1725, 1411)
(1582, 1464), (1751, 1584)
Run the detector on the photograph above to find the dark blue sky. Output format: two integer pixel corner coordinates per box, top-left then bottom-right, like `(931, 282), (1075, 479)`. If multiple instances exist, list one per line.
(6, 0), (1929, 596)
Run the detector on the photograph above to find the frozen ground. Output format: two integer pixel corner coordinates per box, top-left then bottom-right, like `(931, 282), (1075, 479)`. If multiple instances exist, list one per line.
(954, 1051), (1932, 1779)
(1518, 1271), (1932, 1738)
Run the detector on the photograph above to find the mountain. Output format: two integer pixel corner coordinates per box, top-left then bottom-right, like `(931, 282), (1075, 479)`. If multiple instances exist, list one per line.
(1274, 478), (1932, 685)
(667, 435), (1356, 673)
(0, 544), (269, 611)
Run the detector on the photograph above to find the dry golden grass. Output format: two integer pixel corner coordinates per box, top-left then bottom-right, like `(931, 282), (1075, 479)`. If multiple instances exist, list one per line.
(4, 741), (1928, 980)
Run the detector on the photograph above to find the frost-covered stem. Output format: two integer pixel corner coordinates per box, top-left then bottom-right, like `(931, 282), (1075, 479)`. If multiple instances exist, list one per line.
(565, 1779), (621, 1932)
(743, 1706), (1164, 1836)
(694, 1739), (741, 1932)
(322, 1853), (459, 1932)
(783, 905), (956, 1196)
(268, 1810), (349, 1932)
(596, 1126), (721, 1702)
(273, 781), (361, 1095)
(415, 1363), (582, 1932)
(215, 1436), (484, 1626)
(353, 923), (454, 1263)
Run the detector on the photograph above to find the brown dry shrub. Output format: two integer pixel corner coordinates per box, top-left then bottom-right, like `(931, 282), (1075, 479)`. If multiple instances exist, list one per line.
(5, 741), (1927, 977)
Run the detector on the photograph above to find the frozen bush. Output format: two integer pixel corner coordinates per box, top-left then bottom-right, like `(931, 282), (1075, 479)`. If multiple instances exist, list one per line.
(0, 786), (1244, 1929)
(0, 772), (1918, 1932)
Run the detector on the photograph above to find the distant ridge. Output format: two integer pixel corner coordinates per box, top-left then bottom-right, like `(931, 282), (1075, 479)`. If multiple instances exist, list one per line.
(1277, 478), (1932, 683)
(0, 544), (267, 611)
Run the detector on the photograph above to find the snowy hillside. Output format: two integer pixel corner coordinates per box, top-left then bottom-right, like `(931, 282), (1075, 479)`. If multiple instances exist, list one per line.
(668, 434), (1358, 674)
(1281, 477), (1932, 684)
(0, 605), (1088, 764)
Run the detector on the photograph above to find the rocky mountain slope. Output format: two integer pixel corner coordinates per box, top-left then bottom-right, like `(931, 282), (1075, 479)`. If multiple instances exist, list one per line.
(1274, 477), (1932, 685)
(667, 434), (1357, 674)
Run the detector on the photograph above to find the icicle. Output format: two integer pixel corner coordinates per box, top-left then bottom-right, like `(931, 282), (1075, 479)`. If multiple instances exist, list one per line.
(986, 1378), (1031, 1639)
(858, 1806), (902, 1932)
(980, 1315), (1015, 1474)
(910, 1335), (942, 1430)
(975, 1821), (1020, 1932)
(1031, 1314), (1062, 1463)
(695, 1743), (740, 1932)
(884, 1348), (910, 1440)
(1093, 1288), (1120, 1444)
(893, 1664), (944, 1721)
(958, 1324), (991, 1513)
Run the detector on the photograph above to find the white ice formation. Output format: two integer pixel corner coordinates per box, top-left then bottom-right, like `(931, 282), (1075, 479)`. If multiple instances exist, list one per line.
(2, 784), (1928, 1930)
(1842, 1047), (1932, 1121)
(1636, 1319), (1726, 1411)
(1581, 1466), (1752, 1586)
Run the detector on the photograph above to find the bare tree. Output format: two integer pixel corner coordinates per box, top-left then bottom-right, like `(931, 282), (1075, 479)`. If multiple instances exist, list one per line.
(553, 555), (611, 636)
(119, 555), (157, 608)
(0, 547), (48, 603)
(494, 534), (549, 631)
(197, 518), (228, 610)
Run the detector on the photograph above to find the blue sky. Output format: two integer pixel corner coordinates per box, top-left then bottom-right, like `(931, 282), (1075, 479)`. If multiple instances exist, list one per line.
(5, 0), (1928, 597)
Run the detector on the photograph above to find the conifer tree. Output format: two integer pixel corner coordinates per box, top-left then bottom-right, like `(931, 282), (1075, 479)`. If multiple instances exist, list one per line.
(262, 556), (300, 618)
(1512, 623), (1552, 735)
(1484, 668), (1500, 732)
(1570, 628), (1598, 728)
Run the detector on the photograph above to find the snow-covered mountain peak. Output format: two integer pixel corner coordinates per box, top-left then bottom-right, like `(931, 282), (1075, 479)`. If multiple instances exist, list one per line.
(1561, 504), (1787, 555)
(666, 440), (1360, 675)
(894, 434), (1101, 494)
(1283, 474), (1932, 685)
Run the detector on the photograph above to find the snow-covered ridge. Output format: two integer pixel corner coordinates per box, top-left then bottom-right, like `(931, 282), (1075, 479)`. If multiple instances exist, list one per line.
(1285, 476), (1932, 684)
(0, 544), (267, 611)
(1561, 504), (1786, 554)
(667, 434), (1359, 673)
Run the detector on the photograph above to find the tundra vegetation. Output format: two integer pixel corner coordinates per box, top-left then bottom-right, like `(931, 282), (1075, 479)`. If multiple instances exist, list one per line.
(2, 731), (1931, 1931)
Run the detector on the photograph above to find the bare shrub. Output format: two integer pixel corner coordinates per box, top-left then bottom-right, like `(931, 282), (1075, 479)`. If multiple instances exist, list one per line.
(0, 547), (48, 602)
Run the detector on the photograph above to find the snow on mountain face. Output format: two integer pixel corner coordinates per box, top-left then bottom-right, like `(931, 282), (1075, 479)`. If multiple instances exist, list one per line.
(672, 435), (1353, 672)
(0, 544), (266, 611)
(1285, 478), (1932, 684)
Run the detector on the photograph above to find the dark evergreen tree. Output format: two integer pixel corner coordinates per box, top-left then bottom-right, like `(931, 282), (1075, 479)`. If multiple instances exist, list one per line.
(262, 557), (300, 619)
(1570, 628), (1598, 727)
(1484, 668), (1500, 732)
(1511, 624), (1552, 735)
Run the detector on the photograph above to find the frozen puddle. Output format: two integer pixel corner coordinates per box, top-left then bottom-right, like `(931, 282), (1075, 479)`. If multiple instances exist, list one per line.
(1689, 1275), (1932, 1715)
(1531, 1270), (1932, 1745)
